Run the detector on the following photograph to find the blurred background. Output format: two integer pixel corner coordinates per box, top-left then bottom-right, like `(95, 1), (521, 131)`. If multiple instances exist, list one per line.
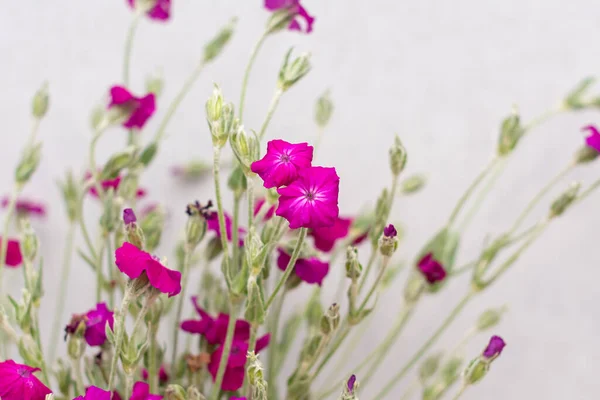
(1, 1), (600, 399)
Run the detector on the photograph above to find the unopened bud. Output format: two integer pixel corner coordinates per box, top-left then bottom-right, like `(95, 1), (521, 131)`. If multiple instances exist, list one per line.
(345, 246), (362, 280)
(20, 220), (38, 262)
(230, 127), (260, 175)
(100, 189), (122, 234)
(15, 143), (42, 184)
(419, 353), (443, 382)
(102, 146), (137, 179)
(146, 70), (164, 97)
(245, 277), (266, 324)
(440, 356), (463, 384)
(171, 160), (212, 181)
(320, 303), (340, 335)
(401, 173), (426, 194)
(564, 77), (595, 110)
(476, 306), (506, 331)
(165, 384), (186, 400)
(90, 105), (106, 131)
(278, 48), (311, 92)
(32, 82), (50, 119)
(140, 204), (166, 252)
(185, 201), (211, 249)
(369, 188), (390, 245)
(266, 8), (296, 34)
(379, 224), (399, 257)
(550, 182), (580, 217)
(497, 108), (523, 156)
(315, 90), (334, 128)
(227, 165), (248, 197)
(117, 172), (140, 201)
(389, 135), (407, 176)
(58, 170), (80, 222)
(204, 18), (237, 63)
(123, 208), (145, 249)
(339, 374), (359, 399)
(206, 86), (237, 148)
(404, 272), (425, 304)
(206, 84), (223, 122)
(463, 357), (489, 385)
(140, 142), (159, 167)
(187, 386), (206, 400)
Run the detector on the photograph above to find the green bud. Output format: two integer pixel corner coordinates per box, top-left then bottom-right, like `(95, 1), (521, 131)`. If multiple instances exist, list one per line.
(146, 69), (164, 97)
(369, 188), (390, 245)
(15, 143), (42, 184)
(564, 77), (595, 109)
(315, 90), (334, 128)
(401, 173), (426, 194)
(404, 272), (425, 304)
(379, 234), (398, 257)
(345, 246), (362, 280)
(227, 165), (248, 197)
(245, 277), (266, 324)
(185, 201), (209, 250)
(497, 108), (523, 156)
(58, 170), (80, 222)
(140, 205), (166, 252)
(440, 356), (463, 384)
(206, 85), (237, 148)
(187, 386), (206, 400)
(90, 105), (107, 131)
(172, 159), (212, 181)
(124, 216), (145, 250)
(99, 189), (122, 233)
(305, 292), (324, 329)
(67, 332), (86, 360)
(140, 142), (159, 166)
(230, 127), (260, 175)
(463, 357), (489, 385)
(419, 352), (443, 382)
(204, 18), (237, 63)
(101, 146), (137, 179)
(18, 335), (43, 368)
(32, 82), (50, 119)
(389, 135), (407, 176)
(476, 306), (506, 331)
(266, 8), (296, 34)
(320, 303), (340, 335)
(574, 145), (599, 164)
(550, 182), (580, 217)
(117, 172), (140, 202)
(206, 236), (223, 261)
(206, 84), (224, 122)
(247, 352), (268, 400)
(278, 48), (312, 92)
(55, 359), (72, 396)
(165, 384), (187, 400)
(20, 220), (39, 263)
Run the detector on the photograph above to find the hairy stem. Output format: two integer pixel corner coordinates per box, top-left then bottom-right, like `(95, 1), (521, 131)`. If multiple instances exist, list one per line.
(213, 147), (232, 285)
(258, 89), (284, 141)
(108, 288), (134, 390)
(209, 301), (239, 400)
(171, 246), (192, 367)
(123, 14), (141, 87)
(239, 33), (268, 121)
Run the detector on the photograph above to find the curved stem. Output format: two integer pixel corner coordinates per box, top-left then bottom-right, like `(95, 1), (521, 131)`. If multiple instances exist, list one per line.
(239, 33), (268, 122)
(48, 223), (76, 363)
(171, 246), (192, 368)
(209, 301), (239, 400)
(258, 89), (284, 141)
(212, 147), (231, 285)
(123, 14), (141, 87)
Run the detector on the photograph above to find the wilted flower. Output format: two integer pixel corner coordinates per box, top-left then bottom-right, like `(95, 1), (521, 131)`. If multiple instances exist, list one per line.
(417, 252), (446, 284)
(309, 216), (351, 252)
(65, 302), (115, 347)
(130, 381), (161, 400)
(277, 248), (329, 285)
(1, 197), (46, 218)
(206, 211), (246, 246)
(264, 0), (315, 33)
(142, 365), (169, 386)
(583, 125), (600, 152)
(127, 0), (171, 21)
(115, 242), (182, 297)
(181, 297), (250, 344)
(108, 86), (156, 129)
(251, 140), (314, 188)
(0, 237), (23, 267)
(0, 360), (52, 400)
(253, 197), (276, 221)
(482, 335), (506, 359)
(276, 166), (340, 229)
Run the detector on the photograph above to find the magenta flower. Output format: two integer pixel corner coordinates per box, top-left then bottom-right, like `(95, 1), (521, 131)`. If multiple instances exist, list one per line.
(65, 302), (115, 347)
(251, 140), (314, 189)
(276, 166), (340, 229)
(87, 173), (147, 199)
(115, 242), (182, 297)
(129, 382), (161, 400)
(0, 360), (52, 400)
(127, 0), (171, 21)
(483, 335), (506, 359)
(123, 208), (137, 225)
(181, 297), (250, 344)
(0, 237), (22, 267)
(383, 224), (397, 238)
(142, 365), (169, 386)
(310, 216), (351, 252)
(264, 0), (315, 33)
(206, 211), (246, 246)
(277, 248), (329, 285)
(74, 386), (112, 400)
(230, 398), (247, 400)
(253, 198), (275, 222)
(208, 334), (270, 391)
(417, 253), (446, 284)
(347, 374), (357, 393)
(1, 197), (46, 217)
(583, 125), (600, 152)
(108, 86), (156, 129)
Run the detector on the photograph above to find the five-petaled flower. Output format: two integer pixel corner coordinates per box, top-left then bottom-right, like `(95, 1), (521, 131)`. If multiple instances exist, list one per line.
(276, 166), (340, 229)
(583, 125), (600, 152)
(1, 196), (46, 218)
(251, 140), (314, 189)
(115, 242), (182, 297)
(264, 0), (315, 33)
(0, 237), (22, 267)
(181, 297), (250, 344)
(483, 335), (506, 359)
(65, 302), (115, 347)
(0, 360), (52, 400)
(206, 211), (246, 246)
(417, 252), (446, 284)
(108, 86), (156, 129)
(277, 248), (329, 285)
(310, 216), (351, 252)
(128, 0), (172, 21)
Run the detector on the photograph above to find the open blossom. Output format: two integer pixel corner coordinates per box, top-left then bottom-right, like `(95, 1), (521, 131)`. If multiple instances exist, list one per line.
(0, 360), (52, 400)
(65, 303), (115, 347)
(310, 216), (351, 252)
(583, 125), (600, 152)
(108, 86), (156, 129)
(128, 0), (171, 21)
(276, 166), (340, 229)
(264, 0), (315, 33)
(130, 382), (161, 400)
(142, 366), (169, 386)
(87, 173), (147, 198)
(115, 242), (182, 297)
(277, 248), (329, 285)
(483, 335), (506, 359)
(1, 197), (46, 217)
(206, 211), (245, 246)
(208, 334), (270, 391)
(253, 197), (275, 221)
(417, 253), (446, 284)
(251, 140), (314, 188)
(0, 237), (22, 267)
(181, 297), (250, 344)
(74, 386), (112, 400)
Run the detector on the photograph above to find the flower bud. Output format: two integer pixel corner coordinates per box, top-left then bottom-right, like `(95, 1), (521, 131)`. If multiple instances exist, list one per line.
(389, 135), (407, 176)
(574, 144), (599, 164)
(90, 105), (107, 131)
(338, 374), (359, 399)
(32, 82), (50, 119)
(18, 335), (43, 368)
(476, 306), (506, 331)
(401, 173), (426, 194)
(187, 386), (206, 400)
(315, 90), (334, 128)
(227, 165), (248, 197)
(379, 224), (399, 257)
(404, 272), (425, 304)
(140, 205), (166, 252)
(205, 236), (223, 261)
(266, 8), (296, 34)
(165, 384), (187, 400)
(204, 18), (237, 63)
(100, 189), (122, 234)
(171, 160), (212, 181)
(117, 172), (140, 201)
(440, 356), (463, 385)
(345, 246), (362, 280)
(245, 276), (266, 324)
(15, 143), (42, 185)
(320, 303), (340, 335)
(206, 86), (237, 148)
(101, 146), (137, 179)
(123, 208), (145, 249)
(563, 77), (595, 110)
(140, 142), (159, 167)
(230, 126), (260, 175)
(146, 69), (164, 97)
(206, 84), (223, 122)
(369, 188), (390, 245)
(462, 357), (489, 385)
(419, 352), (443, 382)
(497, 108), (523, 156)
(278, 48), (312, 92)
(185, 201), (210, 250)
(58, 170), (80, 222)
(550, 182), (580, 217)
(20, 220), (38, 263)
(55, 360), (71, 396)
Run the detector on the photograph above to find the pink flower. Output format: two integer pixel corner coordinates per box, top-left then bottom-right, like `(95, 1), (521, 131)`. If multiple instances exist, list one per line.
(276, 166), (340, 229)
(65, 303), (115, 347)
(208, 334), (270, 391)
(251, 140), (314, 189)
(129, 382), (161, 400)
(142, 366), (169, 386)
(277, 248), (329, 285)
(383, 224), (397, 238)
(127, 0), (171, 21)
(181, 297), (250, 345)
(1, 197), (46, 217)
(0, 237), (22, 267)
(108, 86), (156, 129)
(310, 216), (351, 252)
(264, 0), (315, 33)
(0, 360), (52, 400)
(74, 386), (112, 400)
(417, 253), (446, 284)
(253, 198), (275, 222)
(206, 212), (246, 246)
(347, 374), (357, 394)
(115, 242), (182, 297)
(583, 125), (600, 152)
(87, 173), (147, 199)
(483, 335), (506, 359)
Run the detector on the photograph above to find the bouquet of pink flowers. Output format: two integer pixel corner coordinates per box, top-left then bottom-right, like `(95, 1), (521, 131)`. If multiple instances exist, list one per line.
(1, 1), (600, 400)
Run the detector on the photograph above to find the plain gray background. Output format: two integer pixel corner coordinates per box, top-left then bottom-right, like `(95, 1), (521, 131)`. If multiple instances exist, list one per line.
(1, 1), (600, 399)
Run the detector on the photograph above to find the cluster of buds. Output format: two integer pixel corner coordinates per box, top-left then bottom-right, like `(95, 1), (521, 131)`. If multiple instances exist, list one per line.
(206, 85), (237, 148)
(278, 48), (312, 92)
(230, 126), (260, 177)
(165, 384), (207, 400)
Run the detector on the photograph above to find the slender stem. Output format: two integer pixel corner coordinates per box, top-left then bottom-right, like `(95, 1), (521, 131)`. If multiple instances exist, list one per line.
(171, 246), (192, 367)
(148, 324), (159, 393)
(49, 223), (76, 363)
(232, 194), (241, 269)
(311, 325), (350, 382)
(106, 236), (116, 308)
(374, 292), (475, 399)
(357, 255), (389, 312)
(576, 177), (600, 203)
(154, 61), (206, 143)
(267, 292), (287, 397)
(399, 379), (419, 400)
(247, 177), (255, 230)
(108, 288), (134, 390)
(123, 14), (141, 87)
(265, 228), (307, 310)
(357, 247), (378, 293)
(213, 147), (232, 284)
(258, 89), (284, 141)
(72, 356), (85, 395)
(78, 182), (98, 261)
(239, 33), (268, 121)
(0, 186), (19, 293)
(243, 324), (259, 395)
(32, 314), (50, 384)
(209, 301), (239, 400)
(451, 385), (467, 400)
(125, 372), (134, 399)
(95, 238), (107, 303)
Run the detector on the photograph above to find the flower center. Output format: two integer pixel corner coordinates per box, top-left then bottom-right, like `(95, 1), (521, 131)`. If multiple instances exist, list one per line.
(305, 191), (315, 201)
(279, 153), (291, 163)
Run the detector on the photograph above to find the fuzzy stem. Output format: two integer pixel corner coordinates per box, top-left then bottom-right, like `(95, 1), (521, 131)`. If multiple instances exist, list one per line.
(258, 88), (284, 141)
(267, 292), (287, 398)
(171, 246), (192, 368)
(0, 186), (19, 292)
(357, 247), (378, 293)
(247, 177), (255, 230)
(148, 323), (159, 393)
(125, 372), (134, 399)
(72, 356), (85, 395)
(357, 255), (390, 313)
(108, 287), (134, 390)
(95, 238), (107, 303)
(209, 301), (239, 400)
(243, 323), (259, 395)
(213, 147), (232, 285)
(239, 33), (268, 121)
(106, 235), (116, 308)
(451, 385), (468, 400)
(123, 14), (141, 87)
(232, 194), (241, 269)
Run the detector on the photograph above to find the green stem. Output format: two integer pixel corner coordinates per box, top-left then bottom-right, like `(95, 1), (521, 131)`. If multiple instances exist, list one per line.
(72, 356), (85, 395)
(374, 292), (475, 399)
(357, 247), (378, 293)
(108, 288), (134, 390)
(171, 246), (192, 368)
(232, 194), (241, 270)
(106, 235), (116, 309)
(123, 14), (141, 87)
(78, 181), (98, 261)
(247, 177), (255, 230)
(125, 372), (134, 399)
(243, 324), (259, 395)
(148, 324), (159, 393)
(0, 186), (20, 294)
(265, 228), (307, 310)
(258, 89), (284, 141)
(267, 292), (287, 398)
(209, 301), (239, 400)
(357, 255), (389, 312)
(576, 177), (600, 203)
(32, 315), (50, 385)
(451, 385), (467, 400)
(49, 223), (76, 363)
(239, 33), (268, 121)
(95, 238), (107, 303)
(213, 147), (232, 285)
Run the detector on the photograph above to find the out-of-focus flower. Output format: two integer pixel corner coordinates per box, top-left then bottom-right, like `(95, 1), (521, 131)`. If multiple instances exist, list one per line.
(108, 86), (156, 129)
(482, 335), (506, 359)
(277, 248), (329, 285)
(206, 211), (246, 246)
(264, 0), (315, 33)
(130, 381), (161, 400)
(583, 125), (600, 152)
(0, 360), (52, 400)
(309, 216), (351, 252)
(170, 160), (212, 181)
(417, 252), (446, 284)
(128, 0), (172, 21)
(142, 365), (169, 386)
(251, 140), (314, 189)
(73, 386), (113, 400)
(87, 173), (147, 199)
(65, 302), (115, 347)
(383, 224), (397, 238)
(276, 166), (340, 229)
(253, 197), (276, 222)
(181, 297), (250, 344)
(1, 197), (46, 218)
(0, 237), (22, 267)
